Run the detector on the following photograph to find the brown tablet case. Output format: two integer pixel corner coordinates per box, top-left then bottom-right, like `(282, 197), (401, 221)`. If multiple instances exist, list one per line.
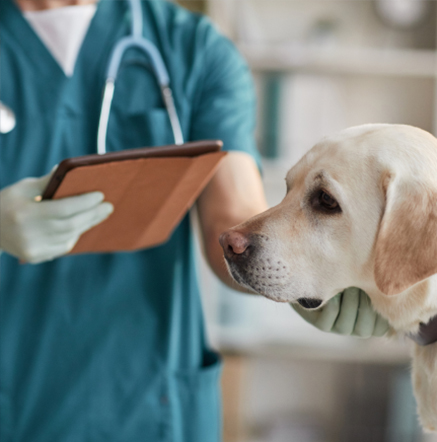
(45, 141), (226, 254)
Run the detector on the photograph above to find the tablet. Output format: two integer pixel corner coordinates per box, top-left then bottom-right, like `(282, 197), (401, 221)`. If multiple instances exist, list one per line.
(42, 140), (223, 200)
(41, 140), (226, 254)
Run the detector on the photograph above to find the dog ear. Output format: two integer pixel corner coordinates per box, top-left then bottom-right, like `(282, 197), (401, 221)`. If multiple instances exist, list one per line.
(374, 174), (437, 295)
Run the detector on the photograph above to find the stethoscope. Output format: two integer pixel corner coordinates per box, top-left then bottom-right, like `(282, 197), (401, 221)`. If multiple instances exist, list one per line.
(0, 102), (16, 134)
(0, 0), (184, 154)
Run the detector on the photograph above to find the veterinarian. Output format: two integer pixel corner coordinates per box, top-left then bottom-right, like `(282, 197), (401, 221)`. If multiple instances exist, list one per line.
(0, 0), (389, 440)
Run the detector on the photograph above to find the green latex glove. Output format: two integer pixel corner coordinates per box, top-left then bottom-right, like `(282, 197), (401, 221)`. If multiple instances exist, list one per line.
(291, 287), (389, 338)
(0, 172), (113, 264)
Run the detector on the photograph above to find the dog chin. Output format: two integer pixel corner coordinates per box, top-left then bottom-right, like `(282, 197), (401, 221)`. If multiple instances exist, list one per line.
(259, 291), (291, 303)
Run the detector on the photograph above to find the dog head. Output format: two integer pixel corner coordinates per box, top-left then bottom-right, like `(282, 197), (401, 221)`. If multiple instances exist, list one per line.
(220, 124), (437, 309)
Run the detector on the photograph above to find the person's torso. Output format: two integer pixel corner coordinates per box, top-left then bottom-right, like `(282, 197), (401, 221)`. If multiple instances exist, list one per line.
(0, 1), (222, 440)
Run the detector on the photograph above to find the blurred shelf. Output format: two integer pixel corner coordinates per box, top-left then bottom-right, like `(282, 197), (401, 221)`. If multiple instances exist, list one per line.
(215, 326), (412, 365)
(239, 44), (437, 78)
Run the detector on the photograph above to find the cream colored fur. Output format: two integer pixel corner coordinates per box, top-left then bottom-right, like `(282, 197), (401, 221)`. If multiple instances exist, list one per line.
(225, 124), (437, 431)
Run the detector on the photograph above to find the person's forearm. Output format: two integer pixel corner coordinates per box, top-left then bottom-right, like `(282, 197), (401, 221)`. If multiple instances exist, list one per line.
(197, 151), (268, 292)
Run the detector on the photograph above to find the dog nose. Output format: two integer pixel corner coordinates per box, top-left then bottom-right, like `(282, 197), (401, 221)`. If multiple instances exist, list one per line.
(297, 298), (323, 309)
(219, 230), (252, 260)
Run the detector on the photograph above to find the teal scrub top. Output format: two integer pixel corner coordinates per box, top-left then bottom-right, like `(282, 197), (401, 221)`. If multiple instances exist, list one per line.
(0, 1), (260, 441)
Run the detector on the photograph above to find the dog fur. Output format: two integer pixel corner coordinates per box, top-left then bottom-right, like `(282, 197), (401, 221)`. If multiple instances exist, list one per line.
(221, 124), (437, 431)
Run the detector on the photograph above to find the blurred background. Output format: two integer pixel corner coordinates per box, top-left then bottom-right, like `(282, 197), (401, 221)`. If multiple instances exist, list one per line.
(175, 0), (437, 441)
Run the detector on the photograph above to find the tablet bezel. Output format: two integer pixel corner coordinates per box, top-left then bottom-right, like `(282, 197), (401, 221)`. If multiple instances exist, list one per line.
(42, 140), (223, 200)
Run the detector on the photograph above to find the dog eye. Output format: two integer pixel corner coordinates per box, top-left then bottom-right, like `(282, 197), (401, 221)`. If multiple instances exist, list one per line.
(320, 191), (338, 209)
(311, 189), (342, 214)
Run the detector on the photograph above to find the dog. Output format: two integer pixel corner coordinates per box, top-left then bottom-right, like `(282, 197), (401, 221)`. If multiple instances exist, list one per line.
(219, 124), (437, 431)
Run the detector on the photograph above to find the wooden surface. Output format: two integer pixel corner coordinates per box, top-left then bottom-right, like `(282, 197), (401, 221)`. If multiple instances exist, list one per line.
(222, 355), (248, 442)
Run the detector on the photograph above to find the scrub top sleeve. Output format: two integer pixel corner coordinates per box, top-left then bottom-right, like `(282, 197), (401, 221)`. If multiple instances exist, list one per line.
(189, 22), (261, 168)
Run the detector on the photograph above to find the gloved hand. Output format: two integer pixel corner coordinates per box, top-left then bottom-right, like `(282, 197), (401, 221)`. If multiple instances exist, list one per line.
(0, 172), (113, 263)
(291, 287), (390, 338)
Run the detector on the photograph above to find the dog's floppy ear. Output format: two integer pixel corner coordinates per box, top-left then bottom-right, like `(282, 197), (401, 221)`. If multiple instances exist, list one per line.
(374, 174), (437, 295)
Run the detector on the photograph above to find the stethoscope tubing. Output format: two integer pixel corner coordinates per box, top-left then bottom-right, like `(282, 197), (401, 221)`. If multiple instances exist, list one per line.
(97, 0), (184, 154)
(0, 0), (184, 149)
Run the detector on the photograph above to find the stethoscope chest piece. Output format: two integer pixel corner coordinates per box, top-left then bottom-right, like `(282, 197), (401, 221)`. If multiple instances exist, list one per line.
(0, 102), (16, 134)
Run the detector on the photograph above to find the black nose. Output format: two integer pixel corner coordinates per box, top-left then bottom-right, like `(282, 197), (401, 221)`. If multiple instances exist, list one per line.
(297, 298), (323, 309)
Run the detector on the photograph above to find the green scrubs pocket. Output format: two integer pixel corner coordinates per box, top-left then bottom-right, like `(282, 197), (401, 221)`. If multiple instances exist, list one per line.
(167, 350), (222, 442)
(109, 107), (176, 150)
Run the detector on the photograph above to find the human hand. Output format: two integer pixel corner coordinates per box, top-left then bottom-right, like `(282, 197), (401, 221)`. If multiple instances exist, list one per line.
(291, 287), (389, 338)
(0, 172), (113, 263)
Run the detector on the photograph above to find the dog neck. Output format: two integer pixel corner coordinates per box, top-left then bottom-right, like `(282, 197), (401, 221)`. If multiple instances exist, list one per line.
(366, 277), (437, 336)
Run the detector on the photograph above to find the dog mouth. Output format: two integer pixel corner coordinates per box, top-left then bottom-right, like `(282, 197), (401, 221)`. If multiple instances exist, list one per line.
(296, 297), (323, 309)
(225, 260), (290, 302)
(226, 262), (257, 292)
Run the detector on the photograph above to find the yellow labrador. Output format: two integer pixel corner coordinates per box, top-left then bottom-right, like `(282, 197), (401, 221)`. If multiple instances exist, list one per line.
(220, 124), (437, 431)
